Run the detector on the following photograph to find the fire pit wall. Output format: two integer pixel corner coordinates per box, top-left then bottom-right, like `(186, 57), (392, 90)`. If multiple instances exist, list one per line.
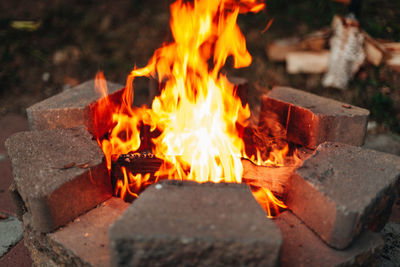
(5, 80), (400, 266)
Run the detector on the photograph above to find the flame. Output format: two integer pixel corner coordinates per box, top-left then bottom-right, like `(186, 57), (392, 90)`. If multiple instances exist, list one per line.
(94, 0), (288, 216)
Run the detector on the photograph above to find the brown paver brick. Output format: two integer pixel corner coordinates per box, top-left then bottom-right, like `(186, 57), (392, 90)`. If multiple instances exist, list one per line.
(260, 87), (369, 149)
(24, 197), (128, 267)
(109, 180), (282, 267)
(26, 80), (123, 138)
(5, 127), (112, 233)
(0, 240), (32, 267)
(286, 142), (400, 249)
(275, 211), (384, 267)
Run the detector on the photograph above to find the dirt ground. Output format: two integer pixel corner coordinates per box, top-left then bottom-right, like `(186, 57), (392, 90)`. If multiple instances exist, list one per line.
(0, 0), (399, 133)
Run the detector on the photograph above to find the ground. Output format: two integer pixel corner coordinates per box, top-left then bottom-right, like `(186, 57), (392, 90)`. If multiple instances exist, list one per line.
(0, 0), (400, 265)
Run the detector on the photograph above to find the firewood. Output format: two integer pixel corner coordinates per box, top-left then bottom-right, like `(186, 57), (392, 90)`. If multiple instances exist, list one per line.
(383, 42), (400, 69)
(111, 151), (307, 200)
(382, 42), (400, 54)
(241, 158), (296, 198)
(286, 50), (330, 74)
(266, 37), (302, 62)
(112, 152), (163, 177)
(300, 28), (332, 52)
(322, 15), (365, 89)
(363, 33), (386, 66)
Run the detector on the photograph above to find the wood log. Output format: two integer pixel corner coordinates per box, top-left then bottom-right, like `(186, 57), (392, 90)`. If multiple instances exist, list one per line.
(241, 158), (295, 198)
(387, 54), (400, 68)
(241, 147), (312, 198)
(111, 152), (164, 201)
(382, 42), (400, 54)
(286, 50), (330, 74)
(300, 28), (332, 52)
(383, 42), (400, 70)
(111, 150), (311, 201)
(363, 33), (386, 66)
(322, 15), (365, 89)
(112, 152), (163, 175)
(266, 37), (302, 62)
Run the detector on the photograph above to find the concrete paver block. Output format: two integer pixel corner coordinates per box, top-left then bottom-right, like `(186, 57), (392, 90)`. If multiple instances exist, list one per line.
(110, 180), (282, 267)
(275, 211), (384, 267)
(26, 80), (123, 138)
(260, 87), (369, 149)
(286, 142), (400, 248)
(24, 197), (128, 267)
(6, 127), (112, 233)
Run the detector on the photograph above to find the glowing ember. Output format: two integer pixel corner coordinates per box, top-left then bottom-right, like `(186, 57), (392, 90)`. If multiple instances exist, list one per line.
(94, 0), (289, 216)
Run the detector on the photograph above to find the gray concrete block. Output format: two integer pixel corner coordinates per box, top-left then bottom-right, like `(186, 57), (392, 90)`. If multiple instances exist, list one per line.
(0, 215), (23, 257)
(5, 127), (112, 233)
(26, 79), (123, 138)
(275, 211), (384, 267)
(260, 87), (369, 149)
(286, 142), (400, 249)
(24, 197), (128, 267)
(109, 180), (282, 267)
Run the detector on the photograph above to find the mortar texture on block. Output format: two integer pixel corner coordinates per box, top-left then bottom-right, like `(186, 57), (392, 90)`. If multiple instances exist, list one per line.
(5, 126), (112, 233)
(26, 79), (123, 138)
(275, 211), (384, 267)
(109, 180), (282, 267)
(260, 87), (369, 149)
(286, 142), (400, 249)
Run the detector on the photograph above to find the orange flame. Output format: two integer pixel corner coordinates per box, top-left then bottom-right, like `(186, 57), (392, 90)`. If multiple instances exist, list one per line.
(94, 0), (288, 216)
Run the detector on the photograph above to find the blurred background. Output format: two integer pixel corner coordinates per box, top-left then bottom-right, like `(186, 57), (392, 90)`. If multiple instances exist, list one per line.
(0, 0), (399, 133)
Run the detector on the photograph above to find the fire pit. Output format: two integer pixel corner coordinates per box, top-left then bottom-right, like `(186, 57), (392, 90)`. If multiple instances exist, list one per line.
(4, 0), (400, 266)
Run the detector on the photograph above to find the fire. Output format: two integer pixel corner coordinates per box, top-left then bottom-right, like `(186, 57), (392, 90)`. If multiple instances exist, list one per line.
(94, 0), (288, 216)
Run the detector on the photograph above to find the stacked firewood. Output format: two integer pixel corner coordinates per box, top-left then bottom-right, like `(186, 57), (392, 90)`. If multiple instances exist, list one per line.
(266, 15), (400, 90)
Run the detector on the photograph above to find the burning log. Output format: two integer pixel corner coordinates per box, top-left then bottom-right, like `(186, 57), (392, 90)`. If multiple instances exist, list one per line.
(110, 151), (165, 201)
(112, 151), (163, 176)
(241, 158), (296, 198)
(111, 152), (302, 201)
